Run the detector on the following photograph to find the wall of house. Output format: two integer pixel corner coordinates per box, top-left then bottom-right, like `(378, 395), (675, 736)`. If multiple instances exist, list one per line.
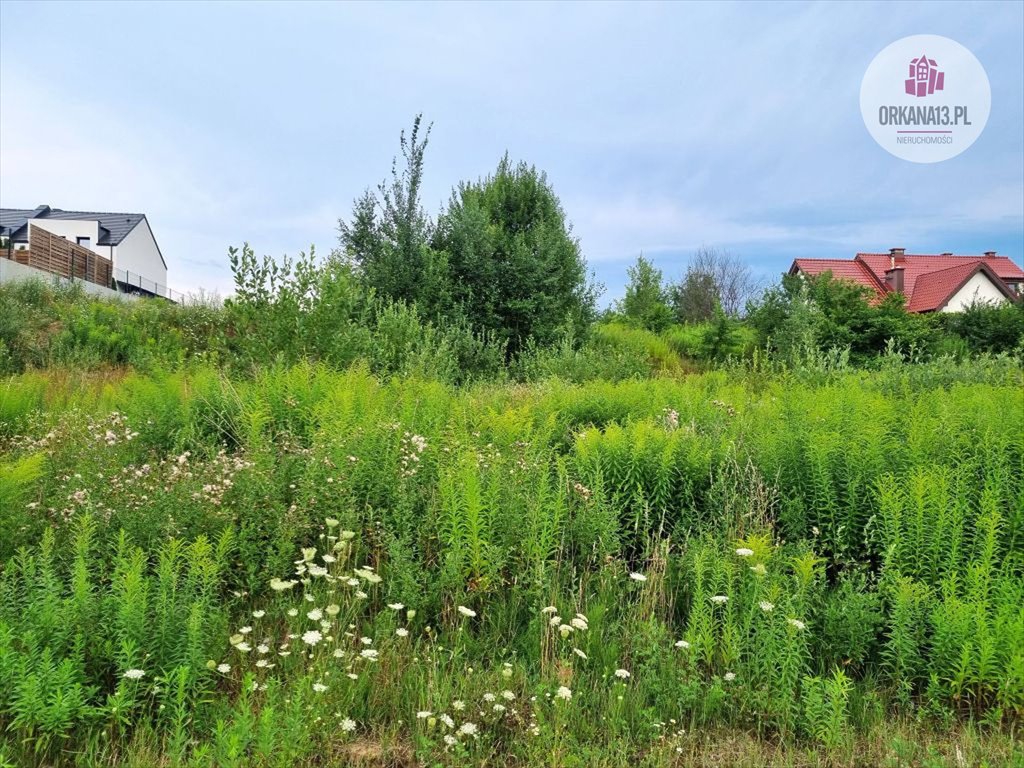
(112, 217), (167, 288)
(28, 219), (100, 248)
(942, 272), (1009, 312)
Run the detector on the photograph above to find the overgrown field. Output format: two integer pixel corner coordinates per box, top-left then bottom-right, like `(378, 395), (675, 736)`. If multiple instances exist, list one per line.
(1, 357), (1022, 767)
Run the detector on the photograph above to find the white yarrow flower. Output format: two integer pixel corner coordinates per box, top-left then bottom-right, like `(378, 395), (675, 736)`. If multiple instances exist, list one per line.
(788, 618), (807, 631)
(710, 595), (729, 605)
(614, 668), (631, 679)
(555, 686), (572, 700)
(629, 572), (647, 582)
(735, 547), (754, 557)
(759, 600), (775, 612)
(217, 663), (231, 674)
(123, 669), (146, 680)
(301, 630), (323, 646)
(340, 717), (356, 732)
(457, 605), (476, 618)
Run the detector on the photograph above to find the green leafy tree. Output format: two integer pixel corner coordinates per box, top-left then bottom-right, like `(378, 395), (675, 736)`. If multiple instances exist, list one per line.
(671, 269), (719, 323)
(337, 115), (447, 313)
(619, 254), (673, 331)
(433, 154), (598, 355)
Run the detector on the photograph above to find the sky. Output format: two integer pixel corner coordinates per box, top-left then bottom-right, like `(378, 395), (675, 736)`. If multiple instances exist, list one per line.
(1, 1), (1022, 304)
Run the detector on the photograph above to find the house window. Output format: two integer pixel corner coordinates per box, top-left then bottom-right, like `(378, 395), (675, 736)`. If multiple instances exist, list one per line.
(77, 237), (92, 249)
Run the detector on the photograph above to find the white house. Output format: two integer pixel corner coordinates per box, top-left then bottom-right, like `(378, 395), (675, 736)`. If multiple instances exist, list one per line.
(0, 204), (167, 293)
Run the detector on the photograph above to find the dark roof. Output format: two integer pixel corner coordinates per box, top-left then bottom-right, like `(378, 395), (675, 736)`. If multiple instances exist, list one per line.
(0, 205), (146, 246)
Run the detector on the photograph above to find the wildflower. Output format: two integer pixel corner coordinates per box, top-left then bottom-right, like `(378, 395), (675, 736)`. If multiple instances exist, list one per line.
(614, 668), (631, 679)
(354, 568), (382, 584)
(256, 659), (273, 668)
(501, 690), (515, 701)
(238, 626), (251, 635)
(483, 693), (496, 702)
(234, 641), (252, 652)
(360, 649), (379, 661)
(759, 600), (775, 612)
(559, 624), (573, 638)
(787, 618), (807, 631)
(570, 617), (588, 631)
(493, 703), (506, 713)
(287, 608), (299, 617)
(387, 603), (405, 611)
(322, 554), (337, 564)
(217, 663), (231, 674)
(302, 547), (317, 562)
(333, 648), (345, 658)
(710, 595), (729, 605)
(674, 640), (691, 650)
(123, 669), (146, 680)
(396, 628), (409, 637)
(458, 722), (478, 737)
(735, 547), (754, 557)
(345, 578), (360, 587)
(407, 609), (416, 620)
(501, 665), (513, 678)
(270, 578), (297, 591)
(444, 734), (458, 746)
(302, 630), (323, 646)
(457, 606), (476, 618)
(724, 672), (736, 682)
(355, 590), (368, 599)
(307, 564), (328, 578)
(325, 517), (340, 528)
(325, 604), (341, 617)
(573, 648), (588, 660)
(629, 572), (647, 582)
(452, 700), (465, 711)
(750, 563), (768, 576)
(555, 686), (572, 701)
(541, 606), (558, 614)
(548, 615), (562, 627)
(313, 683), (328, 693)
(307, 609), (323, 621)
(416, 711), (433, 719)
(340, 717), (356, 732)
(340, 530), (356, 540)
(347, 673), (358, 680)
(252, 610), (266, 619)
(440, 713), (455, 728)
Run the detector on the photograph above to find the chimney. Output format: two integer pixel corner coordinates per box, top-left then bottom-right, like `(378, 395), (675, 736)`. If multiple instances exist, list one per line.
(984, 251), (997, 258)
(885, 264), (905, 294)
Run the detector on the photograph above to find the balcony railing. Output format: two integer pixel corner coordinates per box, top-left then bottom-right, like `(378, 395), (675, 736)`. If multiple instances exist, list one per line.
(113, 268), (187, 303)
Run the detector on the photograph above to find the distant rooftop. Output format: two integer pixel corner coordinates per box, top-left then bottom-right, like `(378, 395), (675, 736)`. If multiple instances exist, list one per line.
(0, 205), (147, 247)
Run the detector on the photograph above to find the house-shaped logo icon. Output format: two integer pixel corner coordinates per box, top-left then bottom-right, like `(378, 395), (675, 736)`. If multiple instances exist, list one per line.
(905, 54), (944, 97)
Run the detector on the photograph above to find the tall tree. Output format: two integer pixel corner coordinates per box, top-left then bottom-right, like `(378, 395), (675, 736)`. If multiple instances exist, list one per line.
(619, 254), (672, 331)
(671, 246), (760, 320)
(338, 115), (439, 309)
(433, 155), (598, 355)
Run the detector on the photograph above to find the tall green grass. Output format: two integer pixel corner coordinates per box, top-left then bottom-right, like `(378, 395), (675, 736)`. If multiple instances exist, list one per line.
(1, 362), (1021, 765)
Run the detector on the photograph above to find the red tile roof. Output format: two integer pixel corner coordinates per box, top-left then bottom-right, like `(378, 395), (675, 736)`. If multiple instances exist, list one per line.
(790, 252), (1023, 313)
(789, 258), (887, 296)
(856, 253), (1024, 300)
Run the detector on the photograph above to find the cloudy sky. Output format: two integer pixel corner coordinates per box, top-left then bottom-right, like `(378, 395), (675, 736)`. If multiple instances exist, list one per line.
(1, 1), (1021, 302)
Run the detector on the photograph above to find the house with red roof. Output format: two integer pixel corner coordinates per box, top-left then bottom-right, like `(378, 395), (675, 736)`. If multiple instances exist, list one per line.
(789, 249), (1024, 313)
